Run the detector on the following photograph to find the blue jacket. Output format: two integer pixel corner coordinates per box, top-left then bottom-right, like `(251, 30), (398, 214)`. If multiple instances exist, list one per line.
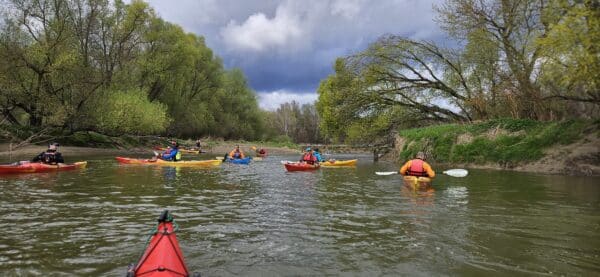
(162, 148), (179, 161)
(314, 151), (324, 162)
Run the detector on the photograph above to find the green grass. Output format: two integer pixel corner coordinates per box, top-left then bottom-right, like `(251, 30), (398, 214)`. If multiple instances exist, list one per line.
(397, 118), (597, 164)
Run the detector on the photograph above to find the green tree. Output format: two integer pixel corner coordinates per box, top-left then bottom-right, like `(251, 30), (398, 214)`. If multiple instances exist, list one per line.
(94, 89), (170, 135)
(537, 0), (600, 106)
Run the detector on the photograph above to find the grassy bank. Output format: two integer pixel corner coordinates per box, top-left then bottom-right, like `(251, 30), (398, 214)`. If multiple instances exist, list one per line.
(395, 118), (599, 167)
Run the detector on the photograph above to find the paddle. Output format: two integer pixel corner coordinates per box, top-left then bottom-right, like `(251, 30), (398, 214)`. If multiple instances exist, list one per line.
(375, 168), (469, 177)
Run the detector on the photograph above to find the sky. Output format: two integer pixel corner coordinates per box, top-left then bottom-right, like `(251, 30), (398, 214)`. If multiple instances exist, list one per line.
(144, 0), (446, 110)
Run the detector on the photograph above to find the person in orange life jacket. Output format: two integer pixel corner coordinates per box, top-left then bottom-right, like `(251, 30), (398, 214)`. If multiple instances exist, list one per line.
(399, 151), (435, 178)
(300, 147), (318, 165)
(229, 145), (245, 159)
(31, 142), (64, 165)
(159, 141), (180, 161)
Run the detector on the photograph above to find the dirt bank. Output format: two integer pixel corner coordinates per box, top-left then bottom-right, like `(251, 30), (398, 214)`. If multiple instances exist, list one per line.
(383, 133), (600, 176)
(0, 142), (299, 160)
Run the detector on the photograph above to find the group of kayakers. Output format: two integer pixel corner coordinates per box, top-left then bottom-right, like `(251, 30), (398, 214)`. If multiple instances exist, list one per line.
(25, 142), (435, 179)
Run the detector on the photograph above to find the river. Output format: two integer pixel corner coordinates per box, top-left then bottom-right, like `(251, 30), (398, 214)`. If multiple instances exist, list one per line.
(0, 153), (598, 276)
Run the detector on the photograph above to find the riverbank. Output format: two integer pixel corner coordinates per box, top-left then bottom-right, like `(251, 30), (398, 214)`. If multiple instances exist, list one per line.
(0, 130), (300, 160)
(383, 119), (600, 176)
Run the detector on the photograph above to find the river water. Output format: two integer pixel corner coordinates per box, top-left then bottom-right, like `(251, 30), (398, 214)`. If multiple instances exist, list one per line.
(0, 153), (598, 276)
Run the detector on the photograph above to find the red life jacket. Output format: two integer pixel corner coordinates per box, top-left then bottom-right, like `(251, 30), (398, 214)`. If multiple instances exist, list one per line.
(302, 153), (316, 165)
(407, 159), (428, 177)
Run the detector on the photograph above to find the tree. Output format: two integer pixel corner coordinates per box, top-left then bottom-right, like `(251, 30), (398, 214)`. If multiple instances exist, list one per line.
(537, 0), (600, 107)
(436, 0), (549, 119)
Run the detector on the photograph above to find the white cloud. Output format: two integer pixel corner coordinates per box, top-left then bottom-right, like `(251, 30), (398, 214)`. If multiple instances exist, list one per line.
(258, 90), (318, 111)
(330, 0), (364, 18)
(221, 4), (304, 52)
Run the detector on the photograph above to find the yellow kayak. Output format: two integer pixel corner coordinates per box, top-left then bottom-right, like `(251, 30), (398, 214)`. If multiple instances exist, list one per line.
(116, 157), (222, 167)
(403, 176), (432, 190)
(320, 159), (357, 167)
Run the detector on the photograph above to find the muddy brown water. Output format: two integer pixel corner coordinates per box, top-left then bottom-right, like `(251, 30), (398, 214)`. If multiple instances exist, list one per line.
(0, 153), (598, 275)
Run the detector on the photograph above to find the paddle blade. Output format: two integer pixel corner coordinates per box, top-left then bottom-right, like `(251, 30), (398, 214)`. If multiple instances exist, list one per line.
(153, 151), (159, 157)
(375, 171), (398, 176)
(443, 169), (468, 177)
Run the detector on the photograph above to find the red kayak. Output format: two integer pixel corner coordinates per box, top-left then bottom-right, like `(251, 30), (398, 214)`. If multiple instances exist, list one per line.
(284, 162), (320, 172)
(127, 210), (190, 277)
(0, 161), (87, 174)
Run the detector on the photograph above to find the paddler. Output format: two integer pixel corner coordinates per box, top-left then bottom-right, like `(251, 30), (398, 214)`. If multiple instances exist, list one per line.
(31, 142), (64, 165)
(228, 145), (245, 159)
(313, 148), (325, 162)
(399, 151), (435, 178)
(300, 147), (318, 165)
(158, 141), (181, 161)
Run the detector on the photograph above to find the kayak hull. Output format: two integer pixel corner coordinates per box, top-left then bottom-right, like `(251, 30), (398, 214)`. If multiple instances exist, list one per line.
(321, 159), (357, 167)
(403, 176), (432, 190)
(0, 161), (87, 174)
(225, 157), (251, 164)
(127, 211), (189, 277)
(116, 157), (222, 167)
(284, 162), (320, 172)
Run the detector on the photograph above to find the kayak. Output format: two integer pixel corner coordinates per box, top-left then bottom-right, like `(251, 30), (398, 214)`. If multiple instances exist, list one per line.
(320, 159), (357, 167)
(225, 157), (251, 164)
(154, 147), (201, 154)
(217, 156), (261, 161)
(284, 162), (320, 172)
(0, 161), (87, 174)
(403, 176), (432, 190)
(116, 157), (222, 167)
(127, 210), (190, 277)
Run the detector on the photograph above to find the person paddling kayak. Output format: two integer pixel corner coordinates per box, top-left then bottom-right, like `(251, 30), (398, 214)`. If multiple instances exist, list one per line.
(156, 141), (181, 161)
(229, 145), (245, 159)
(399, 151), (435, 178)
(313, 148), (326, 162)
(300, 147), (318, 165)
(31, 142), (64, 165)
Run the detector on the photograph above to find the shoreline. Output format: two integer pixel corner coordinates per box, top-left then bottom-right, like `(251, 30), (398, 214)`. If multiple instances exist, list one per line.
(0, 142), (300, 160)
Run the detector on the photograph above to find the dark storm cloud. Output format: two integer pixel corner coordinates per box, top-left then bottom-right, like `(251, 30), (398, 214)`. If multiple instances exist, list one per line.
(145, 0), (446, 109)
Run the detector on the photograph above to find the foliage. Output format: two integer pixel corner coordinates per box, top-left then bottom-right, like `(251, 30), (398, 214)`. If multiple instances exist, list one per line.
(316, 0), (599, 145)
(94, 89), (170, 135)
(0, 0), (266, 141)
(264, 101), (324, 144)
(537, 0), (600, 106)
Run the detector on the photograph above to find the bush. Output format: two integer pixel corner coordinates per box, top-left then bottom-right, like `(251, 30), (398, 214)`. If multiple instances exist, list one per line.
(94, 89), (170, 135)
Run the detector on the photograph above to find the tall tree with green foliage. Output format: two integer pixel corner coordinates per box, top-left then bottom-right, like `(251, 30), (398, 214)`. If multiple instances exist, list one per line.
(0, 0), (267, 140)
(537, 0), (600, 107)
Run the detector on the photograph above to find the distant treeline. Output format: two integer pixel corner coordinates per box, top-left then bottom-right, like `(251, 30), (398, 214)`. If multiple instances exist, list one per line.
(317, 0), (599, 145)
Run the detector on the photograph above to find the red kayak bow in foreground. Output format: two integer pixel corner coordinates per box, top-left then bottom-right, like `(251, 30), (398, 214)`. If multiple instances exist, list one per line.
(127, 210), (190, 277)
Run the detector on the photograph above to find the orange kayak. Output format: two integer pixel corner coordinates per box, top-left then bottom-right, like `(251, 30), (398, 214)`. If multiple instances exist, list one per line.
(0, 161), (87, 174)
(127, 210), (190, 277)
